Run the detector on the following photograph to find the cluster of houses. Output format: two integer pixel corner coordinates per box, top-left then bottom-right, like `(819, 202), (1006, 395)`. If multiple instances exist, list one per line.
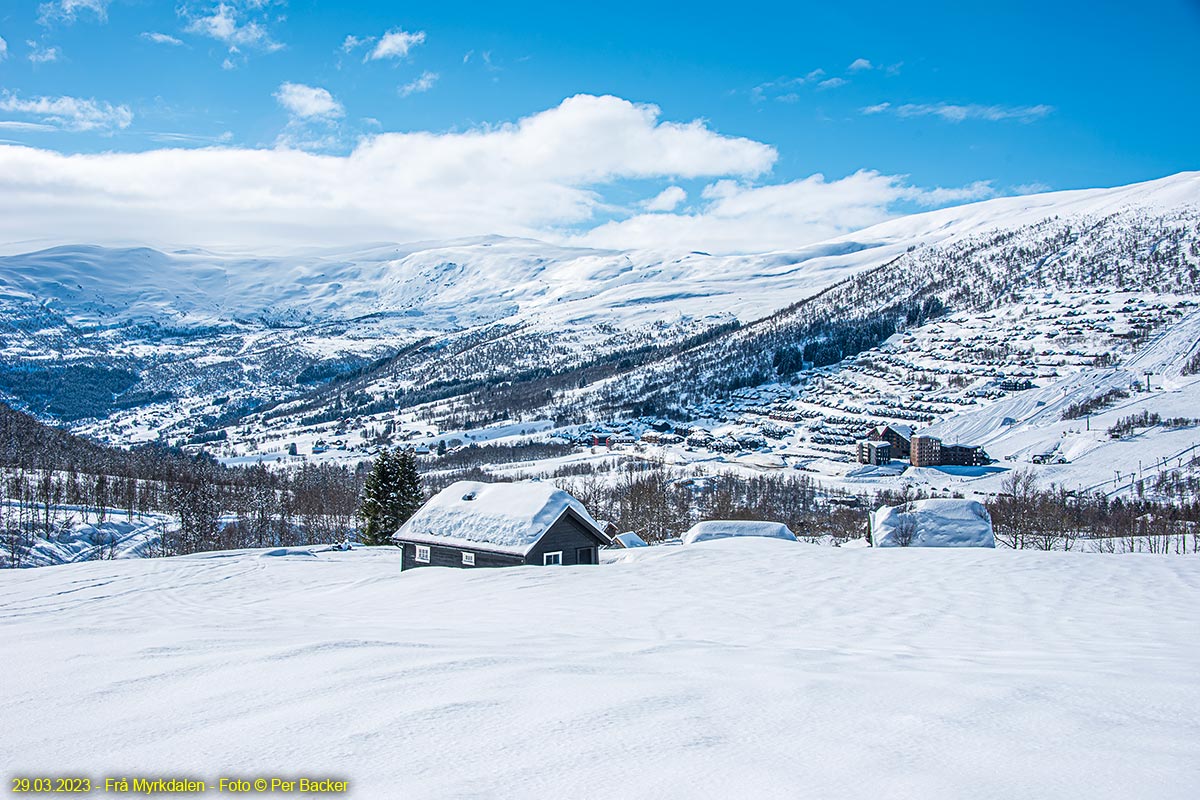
(856, 424), (990, 468)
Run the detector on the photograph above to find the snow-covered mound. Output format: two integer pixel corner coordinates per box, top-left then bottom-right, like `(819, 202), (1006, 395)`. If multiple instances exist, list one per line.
(871, 498), (995, 548)
(612, 531), (649, 548)
(682, 519), (797, 544)
(392, 480), (603, 555)
(3, 543), (1198, 798)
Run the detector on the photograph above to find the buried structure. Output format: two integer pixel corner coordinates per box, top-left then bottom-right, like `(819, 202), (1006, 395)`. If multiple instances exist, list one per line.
(391, 480), (611, 570)
(869, 498), (995, 548)
(682, 519), (798, 545)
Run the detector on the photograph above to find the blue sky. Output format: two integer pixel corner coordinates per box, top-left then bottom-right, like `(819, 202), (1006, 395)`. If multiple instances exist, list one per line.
(0, 0), (1196, 252)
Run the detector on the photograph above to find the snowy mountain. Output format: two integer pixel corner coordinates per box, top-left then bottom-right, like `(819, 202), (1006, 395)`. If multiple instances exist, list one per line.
(0, 171), (1198, 505)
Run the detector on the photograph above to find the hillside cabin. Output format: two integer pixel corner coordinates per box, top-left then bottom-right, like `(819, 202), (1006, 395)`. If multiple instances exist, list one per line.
(391, 481), (612, 571)
(856, 439), (892, 466)
(869, 424), (913, 457)
(682, 520), (797, 545)
(610, 531), (649, 548)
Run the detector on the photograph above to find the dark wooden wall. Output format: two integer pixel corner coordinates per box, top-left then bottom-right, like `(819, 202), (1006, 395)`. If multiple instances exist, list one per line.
(395, 509), (607, 571)
(397, 540), (523, 571)
(523, 511), (604, 566)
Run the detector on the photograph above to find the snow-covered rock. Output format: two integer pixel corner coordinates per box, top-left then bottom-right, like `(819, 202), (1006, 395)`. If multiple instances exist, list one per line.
(682, 519), (797, 544)
(870, 498), (995, 548)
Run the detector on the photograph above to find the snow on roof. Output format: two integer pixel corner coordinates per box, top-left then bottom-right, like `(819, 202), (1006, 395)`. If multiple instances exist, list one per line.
(682, 520), (797, 545)
(613, 531), (649, 548)
(876, 423), (913, 440)
(392, 481), (605, 556)
(871, 498), (995, 548)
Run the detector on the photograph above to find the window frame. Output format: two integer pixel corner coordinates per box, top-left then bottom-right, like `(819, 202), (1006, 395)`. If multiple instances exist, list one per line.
(461, 551), (475, 566)
(415, 545), (431, 563)
(543, 551), (563, 566)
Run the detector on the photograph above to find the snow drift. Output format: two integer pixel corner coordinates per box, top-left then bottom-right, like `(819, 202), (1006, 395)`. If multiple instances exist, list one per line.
(682, 519), (797, 544)
(870, 498), (995, 548)
(3, 542), (1198, 799)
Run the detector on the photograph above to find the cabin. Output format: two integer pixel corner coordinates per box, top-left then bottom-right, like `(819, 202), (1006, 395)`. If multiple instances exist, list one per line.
(682, 520), (797, 544)
(391, 481), (611, 571)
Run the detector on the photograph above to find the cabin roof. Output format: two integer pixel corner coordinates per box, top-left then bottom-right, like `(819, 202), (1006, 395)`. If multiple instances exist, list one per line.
(392, 480), (607, 556)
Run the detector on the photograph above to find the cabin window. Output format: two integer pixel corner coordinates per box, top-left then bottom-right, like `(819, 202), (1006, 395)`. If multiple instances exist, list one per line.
(462, 552), (475, 566)
(576, 547), (595, 565)
(543, 551), (563, 566)
(415, 545), (431, 563)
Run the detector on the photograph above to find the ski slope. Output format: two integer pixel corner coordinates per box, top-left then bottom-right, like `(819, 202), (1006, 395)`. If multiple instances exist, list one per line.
(3, 541), (1198, 798)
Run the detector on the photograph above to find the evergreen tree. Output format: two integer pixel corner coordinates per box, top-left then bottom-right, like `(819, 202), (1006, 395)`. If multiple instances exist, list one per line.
(359, 448), (424, 545)
(392, 449), (424, 524)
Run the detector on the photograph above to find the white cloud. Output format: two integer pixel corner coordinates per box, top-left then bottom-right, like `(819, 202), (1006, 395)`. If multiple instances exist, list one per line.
(0, 36), (7, 60)
(182, 2), (283, 52)
(577, 171), (996, 253)
(27, 41), (61, 63)
(0, 91), (132, 132)
(275, 82), (343, 119)
(142, 32), (184, 46)
(342, 34), (366, 52)
(642, 185), (687, 212)
(0, 93), (1003, 254)
(848, 58), (873, 72)
(399, 71), (438, 97)
(750, 68), (841, 102)
(368, 28), (425, 60)
(38, 0), (110, 25)
(0, 120), (58, 132)
(863, 101), (1054, 123)
(0, 95), (776, 249)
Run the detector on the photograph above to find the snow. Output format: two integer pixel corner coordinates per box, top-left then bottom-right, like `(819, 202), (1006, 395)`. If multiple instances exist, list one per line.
(391, 480), (605, 555)
(871, 498), (996, 548)
(682, 519), (797, 544)
(613, 531), (649, 548)
(3, 542), (1199, 798)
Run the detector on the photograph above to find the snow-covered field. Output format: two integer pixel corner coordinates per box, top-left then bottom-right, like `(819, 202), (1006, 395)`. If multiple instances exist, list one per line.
(3, 541), (1198, 798)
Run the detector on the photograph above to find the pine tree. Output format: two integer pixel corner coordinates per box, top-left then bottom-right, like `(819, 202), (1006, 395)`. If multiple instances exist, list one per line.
(359, 448), (424, 545)
(392, 449), (424, 524)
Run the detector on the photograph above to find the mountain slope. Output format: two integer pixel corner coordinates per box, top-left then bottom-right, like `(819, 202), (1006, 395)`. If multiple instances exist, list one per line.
(0, 172), (1196, 455)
